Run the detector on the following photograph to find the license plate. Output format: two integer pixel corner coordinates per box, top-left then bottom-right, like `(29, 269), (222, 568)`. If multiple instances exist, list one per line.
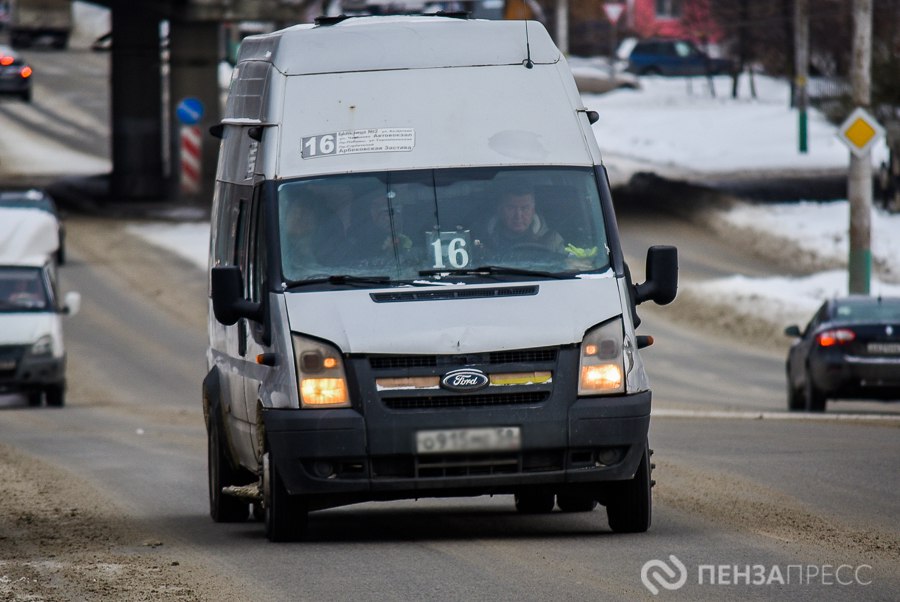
(416, 427), (521, 455)
(868, 342), (900, 355)
(0, 360), (16, 371)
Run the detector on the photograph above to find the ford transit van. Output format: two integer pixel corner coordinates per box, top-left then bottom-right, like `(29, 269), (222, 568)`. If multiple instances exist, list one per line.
(204, 15), (677, 541)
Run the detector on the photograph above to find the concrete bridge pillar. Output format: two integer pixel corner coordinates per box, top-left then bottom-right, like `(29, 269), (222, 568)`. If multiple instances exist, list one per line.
(110, 5), (165, 200)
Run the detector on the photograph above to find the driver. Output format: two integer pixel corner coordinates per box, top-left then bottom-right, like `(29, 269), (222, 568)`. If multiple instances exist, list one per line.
(484, 187), (565, 255)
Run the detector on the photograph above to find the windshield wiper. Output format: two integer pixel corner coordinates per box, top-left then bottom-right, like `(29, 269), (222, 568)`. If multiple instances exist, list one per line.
(284, 274), (392, 288)
(418, 265), (571, 280)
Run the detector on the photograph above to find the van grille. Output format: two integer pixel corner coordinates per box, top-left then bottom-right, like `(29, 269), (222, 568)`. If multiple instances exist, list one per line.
(369, 348), (557, 370)
(0, 345), (25, 379)
(382, 391), (549, 410)
(370, 450), (566, 479)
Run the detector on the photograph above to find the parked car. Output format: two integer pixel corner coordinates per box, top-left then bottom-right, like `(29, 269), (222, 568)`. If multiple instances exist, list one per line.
(626, 38), (734, 77)
(785, 296), (900, 412)
(0, 44), (32, 101)
(0, 188), (65, 264)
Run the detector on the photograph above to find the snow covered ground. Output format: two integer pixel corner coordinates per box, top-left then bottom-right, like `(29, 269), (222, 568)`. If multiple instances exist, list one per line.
(576, 68), (884, 177)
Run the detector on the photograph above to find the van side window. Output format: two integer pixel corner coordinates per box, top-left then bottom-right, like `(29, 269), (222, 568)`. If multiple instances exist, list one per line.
(247, 195), (267, 303)
(212, 184), (253, 271)
(211, 196), (233, 270)
(234, 198), (252, 295)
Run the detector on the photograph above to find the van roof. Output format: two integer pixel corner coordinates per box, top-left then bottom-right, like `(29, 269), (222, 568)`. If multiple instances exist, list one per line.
(236, 16), (560, 75)
(0, 208), (58, 266)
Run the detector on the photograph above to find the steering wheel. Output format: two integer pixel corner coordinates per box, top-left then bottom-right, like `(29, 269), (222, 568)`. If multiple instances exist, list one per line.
(505, 242), (564, 261)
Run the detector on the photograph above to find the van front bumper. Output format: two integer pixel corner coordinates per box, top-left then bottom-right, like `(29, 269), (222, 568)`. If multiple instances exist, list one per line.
(263, 390), (650, 504)
(0, 349), (65, 393)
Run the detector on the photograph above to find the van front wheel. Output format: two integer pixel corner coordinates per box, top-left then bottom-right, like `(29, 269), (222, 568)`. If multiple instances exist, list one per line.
(45, 385), (64, 407)
(605, 445), (652, 533)
(514, 492), (555, 513)
(263, 452), (307, 542)
(556, 492), (598, 512)
(207, 416), (250, 522)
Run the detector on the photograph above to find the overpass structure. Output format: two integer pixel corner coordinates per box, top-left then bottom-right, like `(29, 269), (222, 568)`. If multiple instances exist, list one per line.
(88, 0), (317, 202)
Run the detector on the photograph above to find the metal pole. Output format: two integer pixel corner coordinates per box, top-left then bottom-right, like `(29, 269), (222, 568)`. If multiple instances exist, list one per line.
(556, 0), (568, 55)
(794, 0), (808, 153)
(608, 21), (617, 79)
(848, 0), (872, 294)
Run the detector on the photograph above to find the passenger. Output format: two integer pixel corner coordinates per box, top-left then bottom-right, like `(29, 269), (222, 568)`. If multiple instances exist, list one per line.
(280, 187), (349, 277)
(484, 186), (565, 255)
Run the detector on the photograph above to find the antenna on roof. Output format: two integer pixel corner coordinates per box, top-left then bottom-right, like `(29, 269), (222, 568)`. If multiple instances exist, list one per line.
(522, 0), (533, 69)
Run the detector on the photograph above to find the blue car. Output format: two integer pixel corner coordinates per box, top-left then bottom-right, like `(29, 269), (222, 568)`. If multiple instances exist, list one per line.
(626, 38), (734, 77)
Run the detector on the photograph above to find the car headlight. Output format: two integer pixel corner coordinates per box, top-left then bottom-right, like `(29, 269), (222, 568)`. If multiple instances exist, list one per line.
(30, 335), (53, 356)
(292, 334), (350, 408)
(578, 318), (625, 395)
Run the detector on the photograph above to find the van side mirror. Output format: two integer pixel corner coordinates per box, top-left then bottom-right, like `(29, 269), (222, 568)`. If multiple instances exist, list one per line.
(209, 123), (224, 139)
(63, 291), (81, 316)
(211, 266), (263, 325)
(634, 245), (678, 306)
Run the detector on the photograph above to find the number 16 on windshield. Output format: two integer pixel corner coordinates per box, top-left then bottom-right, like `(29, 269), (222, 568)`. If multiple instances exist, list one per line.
(427, 230), (473, 269)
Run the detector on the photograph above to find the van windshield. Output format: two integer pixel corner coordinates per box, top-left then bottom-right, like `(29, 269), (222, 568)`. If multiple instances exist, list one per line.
(0, 267), (50, 312)
(277, 167), (611, 284)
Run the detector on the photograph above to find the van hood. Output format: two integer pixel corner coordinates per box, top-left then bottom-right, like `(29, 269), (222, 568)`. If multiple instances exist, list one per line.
(284, 275), (623, 355)
(0, 313), (62, 355)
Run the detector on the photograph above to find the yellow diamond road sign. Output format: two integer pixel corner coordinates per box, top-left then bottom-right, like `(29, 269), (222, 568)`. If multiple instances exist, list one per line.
(837, 107), (885, 157)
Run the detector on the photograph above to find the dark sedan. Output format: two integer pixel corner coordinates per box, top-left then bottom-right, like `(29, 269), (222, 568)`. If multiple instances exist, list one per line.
(785, 296), (900, 412)
(0, 44), (32, 101)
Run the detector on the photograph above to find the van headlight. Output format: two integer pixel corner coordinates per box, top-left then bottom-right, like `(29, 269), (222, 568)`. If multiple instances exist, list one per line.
(292, 334), (350, 408)
(30, 335), (53, 356)
(578, 318), (625, 395)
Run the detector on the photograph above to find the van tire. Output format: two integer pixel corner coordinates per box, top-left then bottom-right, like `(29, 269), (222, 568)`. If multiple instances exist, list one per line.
(605, 445), (651, 533)
(45, 385), (64, 407)
(27, 391), (42, 407)
(514, 492), (555, 513)
(264, 451), (307, 542)
(556, 493), (598, 513)
(207, 414), (250, 522)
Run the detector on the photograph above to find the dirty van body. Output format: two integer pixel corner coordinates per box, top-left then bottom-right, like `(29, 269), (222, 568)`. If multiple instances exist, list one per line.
(204, 15), (678, 541)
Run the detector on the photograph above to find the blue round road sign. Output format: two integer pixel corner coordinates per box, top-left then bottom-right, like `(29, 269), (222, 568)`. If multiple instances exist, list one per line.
(176, 97), (204, 125)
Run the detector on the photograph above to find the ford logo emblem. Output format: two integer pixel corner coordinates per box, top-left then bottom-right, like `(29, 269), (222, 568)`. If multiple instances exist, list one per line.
(440, 368), (490, 392)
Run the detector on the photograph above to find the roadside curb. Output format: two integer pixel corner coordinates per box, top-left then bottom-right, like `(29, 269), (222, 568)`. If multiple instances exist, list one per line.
(653, 408), (900, 423)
